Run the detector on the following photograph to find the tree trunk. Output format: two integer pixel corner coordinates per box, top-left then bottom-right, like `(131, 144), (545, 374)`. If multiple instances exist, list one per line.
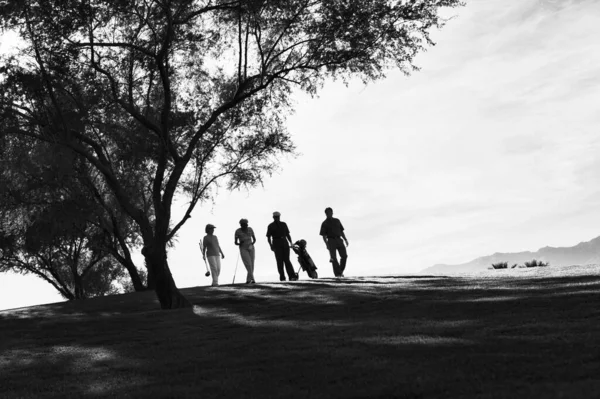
(74, 274), (85, 300)
(141, 245), (156, 290)
(145, 246), (190, 309)
(121, 256), (148, 291)
(146, 264), (156, 290)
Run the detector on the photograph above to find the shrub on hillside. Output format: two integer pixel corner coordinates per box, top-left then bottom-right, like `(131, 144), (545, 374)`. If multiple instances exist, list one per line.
(511, 263), (519, 269)
(492, 262), (508, 269)
(524, 259), (549, 268)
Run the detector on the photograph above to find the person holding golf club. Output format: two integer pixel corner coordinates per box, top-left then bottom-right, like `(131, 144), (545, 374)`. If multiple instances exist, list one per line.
(320, 207), (349, 278)
(235, 218), (257, 284)
(267, 211), (298, 281)
(201, 224), (225, 286)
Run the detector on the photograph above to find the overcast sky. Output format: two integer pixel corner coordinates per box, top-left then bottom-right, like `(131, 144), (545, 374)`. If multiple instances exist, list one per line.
(2, 0), (600, 310)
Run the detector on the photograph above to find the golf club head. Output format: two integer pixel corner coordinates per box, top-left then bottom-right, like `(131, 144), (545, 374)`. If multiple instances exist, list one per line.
(205, 271), (210, 277)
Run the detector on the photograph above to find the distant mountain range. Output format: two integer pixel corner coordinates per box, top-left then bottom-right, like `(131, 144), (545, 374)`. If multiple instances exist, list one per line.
(421, 235), (600, 274)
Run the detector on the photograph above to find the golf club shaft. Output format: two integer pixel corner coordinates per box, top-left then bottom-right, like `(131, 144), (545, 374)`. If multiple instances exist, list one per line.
(232, 251), (240, 284)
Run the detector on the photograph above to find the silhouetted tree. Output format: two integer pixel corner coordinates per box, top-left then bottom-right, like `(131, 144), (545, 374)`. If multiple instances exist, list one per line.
(0, 0), (463, 309)
(0, 140), (143, 299)
(0, 135), (147, 292)
(0, 193), (129, 300)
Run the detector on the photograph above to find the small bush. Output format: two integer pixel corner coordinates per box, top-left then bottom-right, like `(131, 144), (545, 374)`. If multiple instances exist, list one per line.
(511, 263), (519, 269)
(538, 260), (549, 267)
(491, 262), (508, 269)
(524, 259), (549, 268)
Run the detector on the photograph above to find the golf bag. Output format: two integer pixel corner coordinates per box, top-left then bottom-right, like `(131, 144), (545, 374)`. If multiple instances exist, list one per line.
(291, 239), (318, 279)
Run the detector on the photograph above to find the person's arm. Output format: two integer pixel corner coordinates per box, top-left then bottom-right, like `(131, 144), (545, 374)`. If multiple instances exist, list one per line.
(285, 223), (293, 246)
(320, 222), (329, 249)
(266, 226), (274, 250)
(201, 238), (207, 259)
(234, 230), (240, 246)
(217, 237), (224, 259)
(340, 220), (349, 247)
(251, 229), (256, 245)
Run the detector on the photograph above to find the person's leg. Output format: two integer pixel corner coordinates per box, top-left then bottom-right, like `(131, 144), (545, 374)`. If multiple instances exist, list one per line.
(249, 246), (256, 282)
(240, 248), (252, 283)
(328, 242), (341, 277)
(215, 256), (221, 283)
(207, 256), (219, 286)
(282, 245), (296, 280)
(337, 239), (348, 276)
(273, 246), (286, 280)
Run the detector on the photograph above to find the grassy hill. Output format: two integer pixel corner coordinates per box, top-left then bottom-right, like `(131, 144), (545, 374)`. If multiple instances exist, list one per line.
(1, 265), (599, 398)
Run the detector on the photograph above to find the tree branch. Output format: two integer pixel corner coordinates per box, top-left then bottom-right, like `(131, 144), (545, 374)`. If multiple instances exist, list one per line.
(172, 1), (240, 25)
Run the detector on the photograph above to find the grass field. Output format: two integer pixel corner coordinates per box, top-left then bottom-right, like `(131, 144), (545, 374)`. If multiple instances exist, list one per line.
(1, 265), (599, 398)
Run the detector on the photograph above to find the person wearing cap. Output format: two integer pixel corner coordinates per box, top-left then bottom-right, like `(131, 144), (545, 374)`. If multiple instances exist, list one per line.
(202, 224), (225, 286)
(266, 211), (298, 281)
(235, 218), (257, 284)
(320, 207), (349, 278)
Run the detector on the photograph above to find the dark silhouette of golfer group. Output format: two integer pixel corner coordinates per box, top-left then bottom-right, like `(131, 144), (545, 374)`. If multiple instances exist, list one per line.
(200, 207), (349, 286)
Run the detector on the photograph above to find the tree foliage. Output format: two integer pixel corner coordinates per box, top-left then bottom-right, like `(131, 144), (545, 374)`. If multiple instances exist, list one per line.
(0, 191), (130, 301)
(0, 0), (463, 308)
(0, 138), (143, 300)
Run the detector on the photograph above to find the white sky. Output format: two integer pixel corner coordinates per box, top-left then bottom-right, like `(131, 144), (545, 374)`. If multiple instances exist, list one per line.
(2, 0), (600, 310)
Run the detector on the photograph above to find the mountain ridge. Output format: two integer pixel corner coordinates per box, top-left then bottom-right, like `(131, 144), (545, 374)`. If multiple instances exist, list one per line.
(421, 235), (600, 274)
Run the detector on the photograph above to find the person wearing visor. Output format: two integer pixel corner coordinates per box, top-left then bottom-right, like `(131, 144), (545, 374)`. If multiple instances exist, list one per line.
(202, 224), (225, 286)
(266, 211), (298, 281)
(235, 218), (257, 284)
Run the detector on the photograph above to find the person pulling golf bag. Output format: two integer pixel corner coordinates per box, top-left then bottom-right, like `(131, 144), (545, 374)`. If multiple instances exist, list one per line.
(291, 239), (318, 279)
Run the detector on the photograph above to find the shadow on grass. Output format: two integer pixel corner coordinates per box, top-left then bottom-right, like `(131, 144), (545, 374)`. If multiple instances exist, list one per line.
(1, 272), (599, 398)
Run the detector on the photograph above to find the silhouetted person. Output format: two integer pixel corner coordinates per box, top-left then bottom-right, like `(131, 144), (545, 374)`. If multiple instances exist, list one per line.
(320, 207), (349, 278)
(202, 224), (225, 286)
(267, 211), (298, 281)
(235, 218), (256, 284)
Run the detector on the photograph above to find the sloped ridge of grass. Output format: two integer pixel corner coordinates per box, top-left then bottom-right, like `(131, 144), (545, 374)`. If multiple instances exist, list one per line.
(1, 269), (599, 399)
